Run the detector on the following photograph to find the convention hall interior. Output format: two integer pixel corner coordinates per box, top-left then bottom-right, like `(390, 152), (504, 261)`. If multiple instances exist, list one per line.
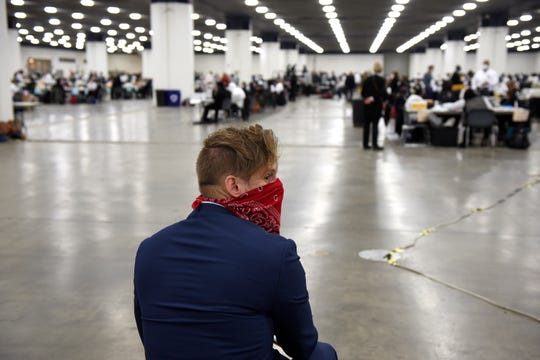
(1, 0), (539, 359)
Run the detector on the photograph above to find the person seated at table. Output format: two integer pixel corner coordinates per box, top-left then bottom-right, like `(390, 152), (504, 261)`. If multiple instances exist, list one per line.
(200, 82), (231, 123)
(500, 80), (518, 106)
(437, 81), (455, 103)
(463, 88), (493, 146)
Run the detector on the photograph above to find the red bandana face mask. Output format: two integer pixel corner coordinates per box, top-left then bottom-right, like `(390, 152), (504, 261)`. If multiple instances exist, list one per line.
(192, 178), (284, 234)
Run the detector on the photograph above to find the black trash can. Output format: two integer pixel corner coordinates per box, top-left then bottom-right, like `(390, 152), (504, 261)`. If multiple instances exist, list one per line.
(155, 90), (168, 107)
(352, 99), (364, 127)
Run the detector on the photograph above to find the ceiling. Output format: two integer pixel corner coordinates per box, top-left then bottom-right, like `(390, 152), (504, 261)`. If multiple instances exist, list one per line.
(6, 0), (540, 54)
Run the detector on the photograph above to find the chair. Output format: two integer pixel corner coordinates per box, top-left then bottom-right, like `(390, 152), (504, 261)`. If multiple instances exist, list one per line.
(464, 109), (498, 147)
(401, 110), (430, 145)
(219, 97), (232, 119)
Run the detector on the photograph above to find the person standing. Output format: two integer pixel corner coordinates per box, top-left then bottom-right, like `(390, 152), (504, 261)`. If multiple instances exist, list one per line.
(423, 65), (435, 99)
(344, 72), (356, 101)
(472, 60), (499, 96)
(134, 125), (337, 360)
(361, 62), (387, 150)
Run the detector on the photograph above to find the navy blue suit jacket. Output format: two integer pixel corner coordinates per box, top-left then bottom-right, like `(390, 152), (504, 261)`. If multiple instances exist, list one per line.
(134, 203), (319, 359)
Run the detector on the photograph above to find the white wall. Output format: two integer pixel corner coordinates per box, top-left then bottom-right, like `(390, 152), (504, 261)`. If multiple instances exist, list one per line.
(506, 52), (540, 74)
(194, 54), (260, 77)
(108, 54), (141, 74)
(21, 46), (85, 76)
(463, 52), (539, 74)
(384, 53), (410, 77)
(305, 54), (384, 74)
(20, 46), (143, 76)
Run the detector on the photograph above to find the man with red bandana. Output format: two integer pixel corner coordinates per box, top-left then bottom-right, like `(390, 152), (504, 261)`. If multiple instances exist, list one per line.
(134, 125), (337, 360)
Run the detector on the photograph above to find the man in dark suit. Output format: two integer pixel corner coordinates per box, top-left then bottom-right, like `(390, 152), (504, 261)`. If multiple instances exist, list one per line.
(361, 62), (387, 150)
(134, 125), (337, 360)
(200, 81), (231, 123)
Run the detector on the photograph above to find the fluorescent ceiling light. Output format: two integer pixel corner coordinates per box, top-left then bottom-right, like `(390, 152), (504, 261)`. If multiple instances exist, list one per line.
(396, 0), (409, 4)
(245, 0), (258, 6)
(204, 33), (212, 39)
(107, 29), (117, 36)
(72, 12), (84, 20)
(139, 36), (148, 41)
(14, 12), (26, 19)
(388, 11), (400, 18)
(216, 23), (227, 30)
(453, 10), (466, 17)
(322, 6), (335, 12)
(135, 27), (145, 33)
(443, 16), (455, 23)
(54, 29), (64, 35)
(255, 6), (268, 13)
(11, 0), (25, 5)
(191, 13), (200, 20)
(265, 12), (277, 19)
(90, 26), (100, 33)
(463, 3), (477, 10)
(126, 33), (135, 39)
(391, 4), (405, 12)
(107, 7), (120, 14)
(326, 12), (338, 19)
(130, 13), (142, 20)
(521, 30), (531, 36)
(44, 7), (57, 14)
(119, 23), (130, 30)
(101, 19), (112, 26)
(520, 14), (532, 22)
(205, 19), (216, 26)
(33, 26), (44, 32)
(319, 0), (333, 5)
(49, 18), (61, 26)
(18, 29), (28, 35)
(507, 19), (518, 26)
(72, 23), (83, 30)
(80, 0), (94, 6)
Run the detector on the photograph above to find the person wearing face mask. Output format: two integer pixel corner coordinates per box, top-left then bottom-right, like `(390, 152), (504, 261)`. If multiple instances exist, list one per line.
(134, 125), (337, 360)
(472, 59), (499, 96)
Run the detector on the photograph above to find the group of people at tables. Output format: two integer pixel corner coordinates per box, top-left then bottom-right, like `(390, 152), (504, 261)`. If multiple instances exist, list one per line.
(360, 59), (537, 148)
(11, 69), (152, 105)
(194, 72), (291, 124)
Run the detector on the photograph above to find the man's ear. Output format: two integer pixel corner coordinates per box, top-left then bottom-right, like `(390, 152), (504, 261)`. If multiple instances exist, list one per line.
(224, 175), (247, 197)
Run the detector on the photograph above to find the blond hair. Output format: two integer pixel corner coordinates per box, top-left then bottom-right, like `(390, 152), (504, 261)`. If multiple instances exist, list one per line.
(196, 124), (278, 192)
(373, 62), (383, 73)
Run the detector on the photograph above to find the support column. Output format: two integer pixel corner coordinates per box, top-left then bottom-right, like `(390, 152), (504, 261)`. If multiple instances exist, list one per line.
(0, 0), (14, 121)
(225, 15), (252, 84)
(7, 16), (22, 78)
(280, 41), (299, 73)
(444, 30), (466, 75)
(141, 42), (153, 79)
(477, 12), (508, 74)
(85, 33), (108, 77)
(260, 32), (280, 79)
(151, 0), (194, 103)
(425, 40), (444, 79)
(408, 47), (426, 79)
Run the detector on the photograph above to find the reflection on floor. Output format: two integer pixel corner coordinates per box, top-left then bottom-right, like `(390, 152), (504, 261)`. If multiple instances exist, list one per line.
(1, 98), (539, 359)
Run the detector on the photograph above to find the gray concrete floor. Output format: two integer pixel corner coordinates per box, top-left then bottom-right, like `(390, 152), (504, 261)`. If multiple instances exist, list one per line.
(1, 97), (539, 359)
